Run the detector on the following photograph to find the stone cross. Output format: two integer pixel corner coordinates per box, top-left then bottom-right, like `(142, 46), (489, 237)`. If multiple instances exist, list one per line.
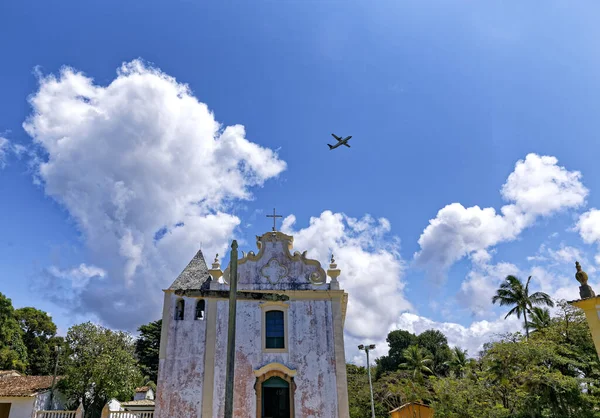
(261, 258), (288, 284)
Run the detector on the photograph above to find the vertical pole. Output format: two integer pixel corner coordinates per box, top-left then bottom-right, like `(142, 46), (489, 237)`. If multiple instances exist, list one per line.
(224, 240), (239, 418)
(49, 345), (61, 410)
(366, 348), (375, 418)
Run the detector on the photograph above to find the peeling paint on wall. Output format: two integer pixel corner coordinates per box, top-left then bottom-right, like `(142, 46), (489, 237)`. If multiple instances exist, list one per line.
(156, 295), (206, 418)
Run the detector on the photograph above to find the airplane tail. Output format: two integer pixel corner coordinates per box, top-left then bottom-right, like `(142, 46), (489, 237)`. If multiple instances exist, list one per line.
(327, 144), (334, 149)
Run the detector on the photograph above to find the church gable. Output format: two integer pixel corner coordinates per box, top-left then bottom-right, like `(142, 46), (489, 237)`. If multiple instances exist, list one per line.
(222, 231), (328, 291)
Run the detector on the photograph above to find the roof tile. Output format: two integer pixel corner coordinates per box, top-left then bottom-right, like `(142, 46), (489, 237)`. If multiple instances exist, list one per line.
(168, 249), (211, 290)
(0, 376), (60, 397)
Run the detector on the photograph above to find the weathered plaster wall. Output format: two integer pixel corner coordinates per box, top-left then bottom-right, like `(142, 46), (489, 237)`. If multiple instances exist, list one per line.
(1, 397), (34, 418)
(212, 299), (339, 418)
(155, 295), (206, 418)
(33, 391), (66, 412)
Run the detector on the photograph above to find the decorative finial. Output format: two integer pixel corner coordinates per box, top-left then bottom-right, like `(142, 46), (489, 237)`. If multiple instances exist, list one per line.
(576, 260), (596, 299)
(208, 253), (223, 283)
(327, 252), (341, 289)
(329, 253), (337, 269)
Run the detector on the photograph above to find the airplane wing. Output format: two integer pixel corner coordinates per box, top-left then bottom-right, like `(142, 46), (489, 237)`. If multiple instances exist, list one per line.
(331, 133), (342, 141)
(344, 143), (351, 148)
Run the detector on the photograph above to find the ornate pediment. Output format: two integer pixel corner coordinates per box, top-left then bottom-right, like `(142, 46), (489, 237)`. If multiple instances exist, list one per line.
(222, 231), (328, 290)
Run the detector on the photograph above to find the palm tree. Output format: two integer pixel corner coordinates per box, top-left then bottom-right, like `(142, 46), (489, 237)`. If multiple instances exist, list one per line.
(492, 275), (554, 339)
(445, 346), (469, 378)
(400, 345), (433, 381)
(527, 307), (551, 334)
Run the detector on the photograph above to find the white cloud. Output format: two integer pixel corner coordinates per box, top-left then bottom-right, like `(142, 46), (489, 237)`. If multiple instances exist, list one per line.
(47, 264), (107, 289)
(576, 209), (600, 266)
(281, 211), (412, 359)
(393, 312), (521, 357)
(0, 137), (28, 169)
(500, 154), (588, 217)
(22, 59), (286, 329)
(0, 137), (9, 168)
(414, 154), (588, 281)
(528, 243), (589, 270)
(551, 246), (584, 264)
(457, 261), (520, 317)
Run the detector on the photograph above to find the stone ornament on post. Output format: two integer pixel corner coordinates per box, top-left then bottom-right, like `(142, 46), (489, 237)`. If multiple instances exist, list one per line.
(576, 261), (596, 299)
(327, 254), (341, 290)
(569, 261), (600, 361)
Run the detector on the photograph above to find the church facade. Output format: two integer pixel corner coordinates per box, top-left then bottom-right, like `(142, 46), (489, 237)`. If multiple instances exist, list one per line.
(154, 230), (350, 418)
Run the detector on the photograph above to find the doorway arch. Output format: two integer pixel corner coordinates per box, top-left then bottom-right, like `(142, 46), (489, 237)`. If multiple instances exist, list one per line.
(254, 363), (296, 418)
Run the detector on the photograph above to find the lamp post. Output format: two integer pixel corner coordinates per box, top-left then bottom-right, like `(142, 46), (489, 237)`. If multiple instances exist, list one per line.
(358, 344), (376, 418)
(48, 345), (61, 409)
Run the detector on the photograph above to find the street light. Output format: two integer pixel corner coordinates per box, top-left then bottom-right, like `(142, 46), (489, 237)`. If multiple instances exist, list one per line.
(358, 343), (376, 418)
(49, 345), (61, 410)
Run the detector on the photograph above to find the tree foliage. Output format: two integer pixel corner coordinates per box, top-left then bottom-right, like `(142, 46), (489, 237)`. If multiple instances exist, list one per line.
(492, 275), (554, 339)
(0, 292), (28, 372)
(135, 319), (161, 384)
(14, 307), (59, 375)
(350, 299), (600, 418)
(58, 322), (143, 418)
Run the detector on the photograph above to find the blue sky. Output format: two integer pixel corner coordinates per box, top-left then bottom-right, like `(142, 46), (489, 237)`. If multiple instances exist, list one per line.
(2, 0), (600, 360)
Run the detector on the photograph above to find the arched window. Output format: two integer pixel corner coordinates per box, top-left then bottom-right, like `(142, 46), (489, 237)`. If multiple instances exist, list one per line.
(265, 310), (285, 349)
(195, 299), (205, 320)
(175, 299), (185, 321)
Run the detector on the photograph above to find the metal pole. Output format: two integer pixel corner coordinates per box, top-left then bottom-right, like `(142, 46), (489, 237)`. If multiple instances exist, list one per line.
(49, 345), (61, 409)
(366, 347), (376, 418)
(224, 240), (239, 418)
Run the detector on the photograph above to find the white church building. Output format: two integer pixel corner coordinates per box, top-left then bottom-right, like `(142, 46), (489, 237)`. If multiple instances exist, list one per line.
(154, 229), (350, 418)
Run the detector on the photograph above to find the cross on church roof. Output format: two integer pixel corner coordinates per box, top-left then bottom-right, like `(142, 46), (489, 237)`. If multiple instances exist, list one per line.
(266, 208), (283, 231)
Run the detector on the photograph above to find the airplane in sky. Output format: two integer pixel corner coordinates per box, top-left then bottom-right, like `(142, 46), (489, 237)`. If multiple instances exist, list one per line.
(327, 133), (352, 150)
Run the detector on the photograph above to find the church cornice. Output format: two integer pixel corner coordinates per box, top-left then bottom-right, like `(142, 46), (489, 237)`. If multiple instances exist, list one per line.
(167, 288), (349, 324)
(171, 289), (290, 302)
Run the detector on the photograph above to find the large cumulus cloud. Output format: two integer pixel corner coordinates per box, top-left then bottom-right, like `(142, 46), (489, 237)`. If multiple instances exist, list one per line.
(23, 59), (286, 329)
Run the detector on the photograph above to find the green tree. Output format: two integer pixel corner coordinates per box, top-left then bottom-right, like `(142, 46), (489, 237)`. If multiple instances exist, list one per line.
(59, 322), (143, 418)
(14, 307), (58, 375)
(491, 275), (554, 339)
(528, 307), (551, 334)
(417, 329), (452, 376)
(0, 292), (27, 372)
(375, 329), (416, 377)
(445, 346), (469, 378)
(400, 345), (433, 382)
(430, 375), (511, 418)
(135, 319), (161, 383)
(481, 336), (599, 417)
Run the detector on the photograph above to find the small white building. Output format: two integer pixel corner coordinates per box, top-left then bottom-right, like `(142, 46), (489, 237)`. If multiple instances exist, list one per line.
(0, 374), (65, 418)
(155, 229), (350, 418)
(133, 387), (154, 402)
(120, 387), (155, 412)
